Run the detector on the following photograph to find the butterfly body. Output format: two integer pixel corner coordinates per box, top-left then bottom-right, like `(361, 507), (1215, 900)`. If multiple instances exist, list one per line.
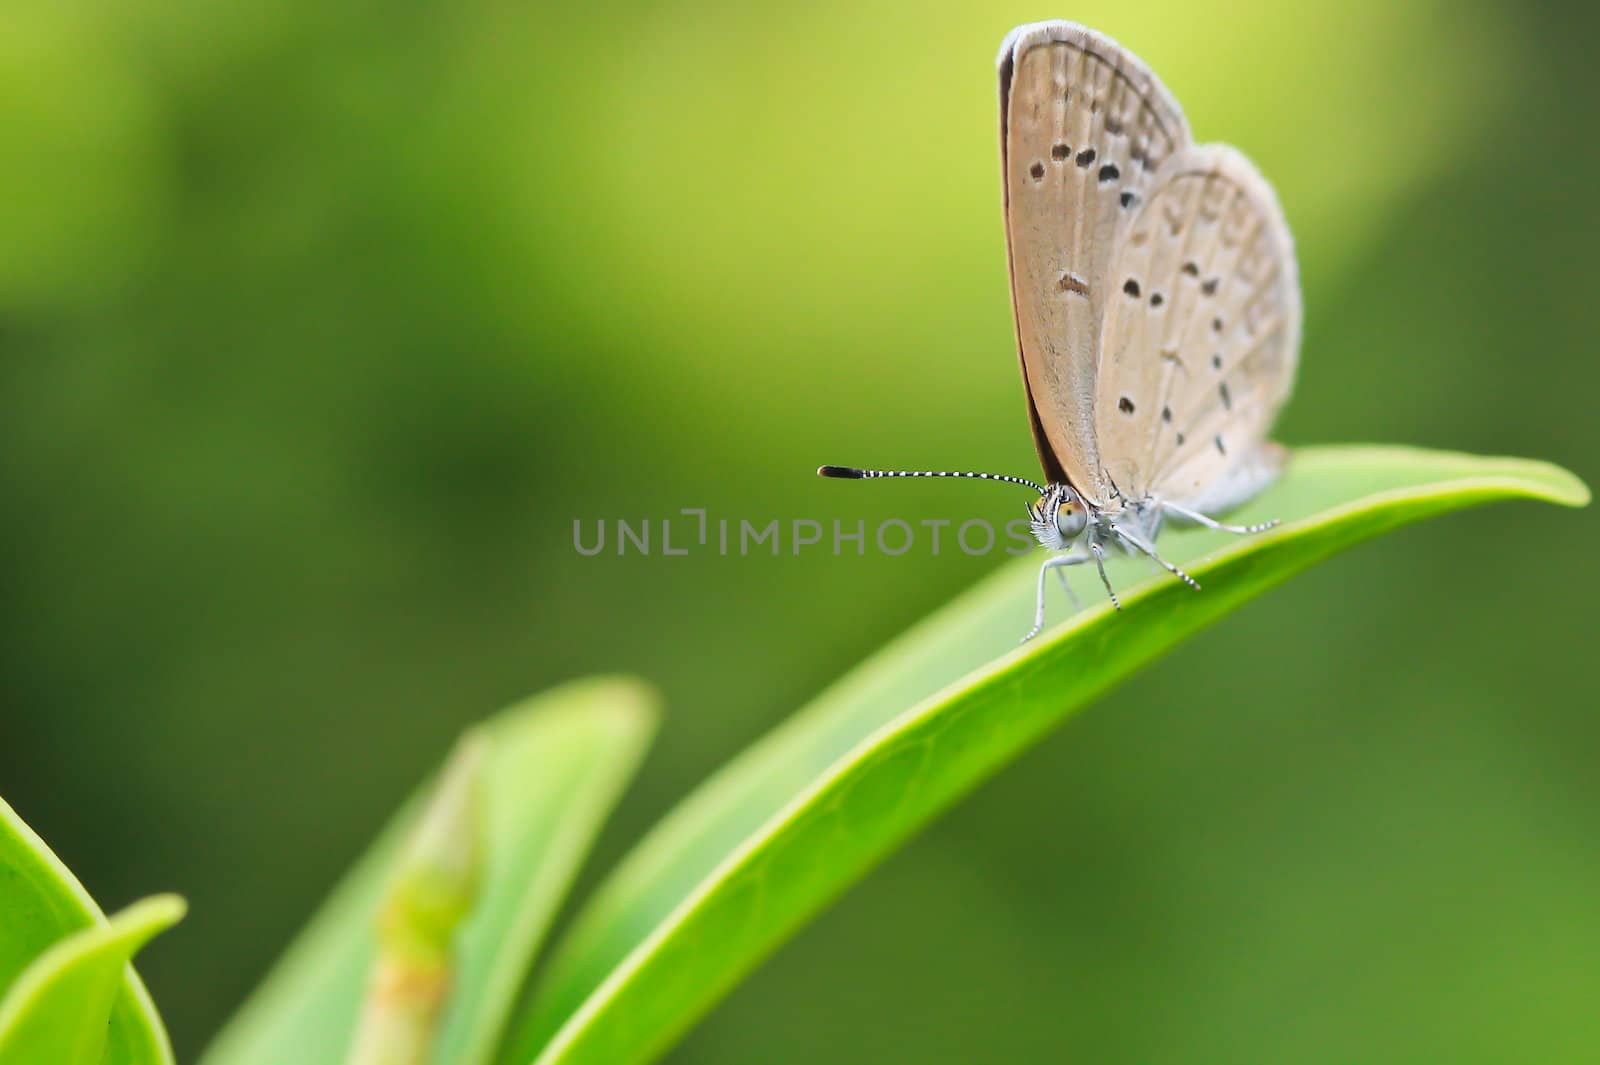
(821, 20), (1300, 641)
(1025, 484), (1156, 554)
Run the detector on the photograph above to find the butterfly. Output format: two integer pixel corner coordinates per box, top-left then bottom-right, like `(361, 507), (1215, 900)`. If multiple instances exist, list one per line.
(820, 20), (1302, 642)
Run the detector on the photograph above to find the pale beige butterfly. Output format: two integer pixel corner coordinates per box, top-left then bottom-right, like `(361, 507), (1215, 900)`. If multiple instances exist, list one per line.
(821, 20), (1301, 641)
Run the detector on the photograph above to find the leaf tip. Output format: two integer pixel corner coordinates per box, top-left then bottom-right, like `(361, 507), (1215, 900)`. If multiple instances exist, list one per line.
(1549, 467), (1591, 507)
(557, 675), (665, 742)
(1497, 457), (1590, 508)
(99, 894), (187, 950)
(123, 893), (188, 931)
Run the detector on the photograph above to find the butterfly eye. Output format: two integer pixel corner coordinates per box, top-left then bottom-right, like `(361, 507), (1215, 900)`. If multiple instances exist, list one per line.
(1055, 500), (1087, 539)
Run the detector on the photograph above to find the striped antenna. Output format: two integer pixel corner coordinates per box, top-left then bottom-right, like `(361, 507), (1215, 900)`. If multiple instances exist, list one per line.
(818, 465), (1045, 495)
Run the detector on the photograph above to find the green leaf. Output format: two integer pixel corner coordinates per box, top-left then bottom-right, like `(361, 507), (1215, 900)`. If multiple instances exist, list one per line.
(0, 895), (184, 1065)
(346, 733), (491, 1065)
(505, 446), (1588, 1065)
(200, 676), (658, 1065)
(0, 796), (177, 1064)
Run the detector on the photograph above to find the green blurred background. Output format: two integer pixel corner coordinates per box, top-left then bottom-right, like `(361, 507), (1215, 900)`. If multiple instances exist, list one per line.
(2, 0), (1596, 1060)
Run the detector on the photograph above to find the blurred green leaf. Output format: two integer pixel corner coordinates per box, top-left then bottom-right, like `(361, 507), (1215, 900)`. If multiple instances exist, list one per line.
(346, 734), (489, 1065)
(0, 895), (184, 1065)
(505, 446), (1587, 1065)
(200, 677), (658, 1065)
(0, 796), (176, 1064)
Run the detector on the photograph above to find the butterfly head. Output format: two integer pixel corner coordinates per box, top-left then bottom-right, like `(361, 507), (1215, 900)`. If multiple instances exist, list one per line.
(1028, 483), (1089, 550)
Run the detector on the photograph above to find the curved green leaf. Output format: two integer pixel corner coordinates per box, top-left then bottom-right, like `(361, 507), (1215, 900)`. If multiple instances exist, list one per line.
(505, 446), (1588, 1065)
(0, 895), (184, 1065)
(0, 797), (176, 1064)
(346, 733), (490, 1065)
(201, 676), (658, 1065)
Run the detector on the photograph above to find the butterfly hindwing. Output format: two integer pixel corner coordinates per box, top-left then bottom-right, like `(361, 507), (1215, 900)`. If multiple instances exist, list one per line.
(1092, 143), (1301, 509)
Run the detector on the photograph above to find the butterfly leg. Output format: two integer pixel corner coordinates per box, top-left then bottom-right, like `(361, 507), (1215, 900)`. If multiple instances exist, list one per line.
(1087, 538), (1122, 612)
(1053, 562), (1083, 614)
(1113, 525), (1201, 592)
(1161, 499), (1279, 535)
(1022, 552), (1089, 643)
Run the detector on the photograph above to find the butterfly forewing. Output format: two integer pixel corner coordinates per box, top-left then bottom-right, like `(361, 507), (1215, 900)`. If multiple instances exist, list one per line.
(1092, 144), (1301, 509)
(999, 21), (1191, 504)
